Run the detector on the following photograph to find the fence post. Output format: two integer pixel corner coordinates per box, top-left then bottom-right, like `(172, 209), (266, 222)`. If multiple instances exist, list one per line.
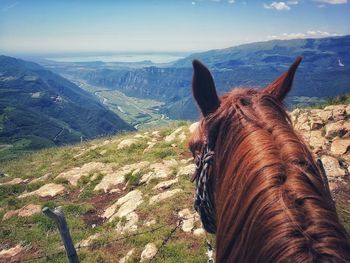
(42, 206), (80, 263)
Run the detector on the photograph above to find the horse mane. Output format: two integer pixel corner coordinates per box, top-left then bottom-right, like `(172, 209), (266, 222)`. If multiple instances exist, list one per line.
(191, 87), (350, 262)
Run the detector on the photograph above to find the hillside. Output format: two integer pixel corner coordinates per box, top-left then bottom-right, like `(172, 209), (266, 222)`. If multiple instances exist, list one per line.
(0, 56), (134, 161)
(45, 35), (350, 121)
(0, 104), (350, 262)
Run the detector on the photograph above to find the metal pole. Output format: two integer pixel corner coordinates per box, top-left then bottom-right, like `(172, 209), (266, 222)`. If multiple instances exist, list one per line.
(42, 206), (79, 263)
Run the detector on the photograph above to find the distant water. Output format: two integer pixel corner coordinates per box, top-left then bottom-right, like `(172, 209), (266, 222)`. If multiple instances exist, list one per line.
(47, 53), (187, 63)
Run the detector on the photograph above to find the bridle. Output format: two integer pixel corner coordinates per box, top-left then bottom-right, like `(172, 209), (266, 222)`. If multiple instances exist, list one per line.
(191, 138), (217, 234)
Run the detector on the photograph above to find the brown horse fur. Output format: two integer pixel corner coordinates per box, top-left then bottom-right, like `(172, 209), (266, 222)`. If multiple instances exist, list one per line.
(189, 58), (350, 263)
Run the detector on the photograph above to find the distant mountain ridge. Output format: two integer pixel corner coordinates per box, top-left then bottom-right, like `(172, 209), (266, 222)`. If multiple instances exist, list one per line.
(0, 55), (134, 160)
(60, 35), (349, 120)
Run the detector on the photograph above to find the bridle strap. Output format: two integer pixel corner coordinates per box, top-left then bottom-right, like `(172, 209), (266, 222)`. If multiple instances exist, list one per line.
(192, 141), (217, 234)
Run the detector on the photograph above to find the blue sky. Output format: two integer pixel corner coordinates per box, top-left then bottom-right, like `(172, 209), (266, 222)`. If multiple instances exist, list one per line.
(0, 0), (349, 54)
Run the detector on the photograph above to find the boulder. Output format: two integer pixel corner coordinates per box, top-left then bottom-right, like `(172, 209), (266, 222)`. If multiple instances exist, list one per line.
(94, 161), (149, 192)
(119, 249), (135, 263)
(320, 156), (346, 178)
(19, 183), (65, 198)
(77, 233), (100, 248)
(102, 190), (143, 221)
(165, 127), (183, 142)
(116, 212), (139, 234)
(178, 208), (199, 232)
(149, 189), (182, 205)
(0, 245), (23, 259)
(330, 138), (350, 155)
(140, 243), (157, 262)
(3, 204), (41, 220)
(308, 130), (327, 151)
(177, 164), (196, 177)
(117, 139), (139, 149)
(153, 178), (178, 190)
(0, 178), (25, 186)
(325, 121), (345, 138)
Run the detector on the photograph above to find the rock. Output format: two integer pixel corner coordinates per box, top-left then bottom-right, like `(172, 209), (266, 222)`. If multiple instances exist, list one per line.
(149, 189), (182, 205)
(143, 142), (156, 153)
(178, 132), (187, 143)
(119, 249), (135, 263)
(316, 110), (333, 122)
(177, 164), (196, 177)
(325, 105), (346, 121)
(294, 112), (310, 131)
(57, 162), (114, 186)
(309, 116), (323, 130)
(189, 122), (199, 134)
(116, 212), (139, 234)
(94, 162), (150, 192)
(153, 178), (178, 190)
(19, 183), (65, 198)
(346, 105), (350, 116)
(325, 121), (347, 138)
(134, 134), (147, 139)
(331, 138), (350, 155)
(30, 173), (51, 184)
(144, 219), (156, 227)
(0, 178), (25, 186)
(117, 139), (138, 149)
(0, 244), (23, 259)
(320, 156), (346, 178)
(193, 228), (206, 236)
(308, 130), (327, 151)
(165, 127), (183, 143)
(102, 190), (143, 221)
(140, 243), (157, 262)
(99, 149), (107, 155)
(180, 158), (193, 164)
(77, 233), (100, 248)
(3, 204), (41, 220)
(151, 131), (161, 138)
(140, 160), (176, 184)
(178, 208), (198, 232)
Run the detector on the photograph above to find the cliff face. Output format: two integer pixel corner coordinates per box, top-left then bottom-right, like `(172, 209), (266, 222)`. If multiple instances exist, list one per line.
(0, 104), (349, 262)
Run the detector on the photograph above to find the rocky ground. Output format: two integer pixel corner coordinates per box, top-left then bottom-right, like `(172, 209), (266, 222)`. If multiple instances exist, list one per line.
(0, 104), (349, 263)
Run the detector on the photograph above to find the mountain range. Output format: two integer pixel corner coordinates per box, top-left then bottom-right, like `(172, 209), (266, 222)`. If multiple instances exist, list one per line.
(56, 35), (350, 120)
(0, 55), (133, 160)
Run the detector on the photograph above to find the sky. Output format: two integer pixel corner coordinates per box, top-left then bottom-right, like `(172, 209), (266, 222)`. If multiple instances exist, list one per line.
(0, 0), (349, 54)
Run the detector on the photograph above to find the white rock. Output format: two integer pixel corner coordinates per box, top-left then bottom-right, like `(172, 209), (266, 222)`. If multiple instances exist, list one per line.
(119, 249), (135, 263)
(178, 132), (187, 143)
(19, 183), (65, 198)
(57, 162), (113, 186)
(95, 161), (150, 192)
(3, 204), (41, 220)
(30, 173), (51, 184)
(0, 178), (25, 186)
(102, 190), (143, 221)
(193, 228), (206, 236)
(140, 243), (157, 262)
(0, 244), (23, 259)
(77, 233), (100, 248)
(177, 164), (196, 177)
(153, 178), (178, 190)
(144, 219), (156, 227)
(320, 156), (346, 178)
(178, 208), (199, 232)
(117, 139), (139, 149)
(149, 189), (182, 205)
(165, 127), (183, 142)
(331, 138), (350, 155)
(140, 160), (176, 184)
(116, 212), (139, 234)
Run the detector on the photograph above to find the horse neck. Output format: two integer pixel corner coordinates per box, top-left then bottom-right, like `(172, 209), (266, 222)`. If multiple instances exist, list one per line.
(211, 105), (350, 263)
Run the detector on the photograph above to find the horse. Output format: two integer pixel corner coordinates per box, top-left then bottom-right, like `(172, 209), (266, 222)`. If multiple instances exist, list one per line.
(189, 57), (350, 263)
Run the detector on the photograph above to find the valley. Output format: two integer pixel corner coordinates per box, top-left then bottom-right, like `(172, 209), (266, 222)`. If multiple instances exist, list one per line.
(65, 76), (171, 130)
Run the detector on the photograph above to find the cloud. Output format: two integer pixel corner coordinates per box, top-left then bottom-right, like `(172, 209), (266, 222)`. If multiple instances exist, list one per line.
(287, 0), (299, 4)
(264, 2), (291, 10)
(267, 30), (339, 40)
(192, 1), (196, 5)
(2, 1), (18, 12)
(314, 0), (347, 4)
(228, 0), (235, 3)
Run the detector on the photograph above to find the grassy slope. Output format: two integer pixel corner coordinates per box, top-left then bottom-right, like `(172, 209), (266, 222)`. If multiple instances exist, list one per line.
(0, 123), (210, 263)
(0, 121), (349, 262)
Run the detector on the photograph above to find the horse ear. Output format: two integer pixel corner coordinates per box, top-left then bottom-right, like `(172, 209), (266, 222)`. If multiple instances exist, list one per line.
(263, 56), (302, 101)
(192, 60), (220, 116)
